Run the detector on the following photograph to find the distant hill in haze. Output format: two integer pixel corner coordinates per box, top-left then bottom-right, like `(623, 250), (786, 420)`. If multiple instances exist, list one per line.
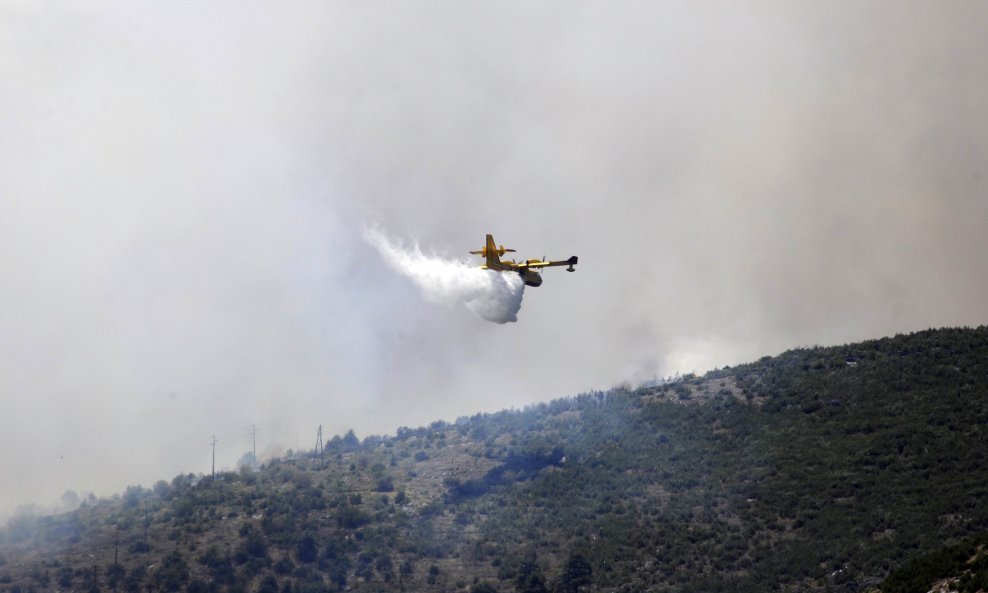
(2, 327), (988, 593)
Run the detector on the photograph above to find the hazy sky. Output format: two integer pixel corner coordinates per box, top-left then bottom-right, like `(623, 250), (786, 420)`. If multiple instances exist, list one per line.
(2, 1), (987, 518)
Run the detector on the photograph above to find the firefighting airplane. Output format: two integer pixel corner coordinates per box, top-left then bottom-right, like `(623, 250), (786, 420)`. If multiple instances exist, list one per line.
(470, 234), (578, 287)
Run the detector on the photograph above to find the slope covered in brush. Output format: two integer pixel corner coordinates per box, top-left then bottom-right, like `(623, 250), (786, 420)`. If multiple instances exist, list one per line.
(2, 327), (987, 593)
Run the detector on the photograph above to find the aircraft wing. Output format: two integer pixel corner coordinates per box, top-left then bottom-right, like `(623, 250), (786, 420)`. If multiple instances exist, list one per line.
(523, 256), (578, 270)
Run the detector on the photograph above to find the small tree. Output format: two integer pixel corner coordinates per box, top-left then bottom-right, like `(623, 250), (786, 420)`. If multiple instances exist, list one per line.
(376, 475), (394, 492)
(150, 550), (188, 592)
(516, 551), (548, 593)
(556, 553), (592, 593)
(297, 534), (318, 564)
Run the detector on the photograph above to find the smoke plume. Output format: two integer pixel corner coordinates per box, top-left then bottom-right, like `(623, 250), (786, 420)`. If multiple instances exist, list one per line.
(363, 226), (525, 324)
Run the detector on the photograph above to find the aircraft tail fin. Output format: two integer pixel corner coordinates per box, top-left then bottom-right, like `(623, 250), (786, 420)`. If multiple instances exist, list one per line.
(485, 234), (499, 266)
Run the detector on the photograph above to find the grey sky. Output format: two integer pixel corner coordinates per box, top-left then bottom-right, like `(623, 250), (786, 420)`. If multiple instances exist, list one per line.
(2, 1), (987, 517)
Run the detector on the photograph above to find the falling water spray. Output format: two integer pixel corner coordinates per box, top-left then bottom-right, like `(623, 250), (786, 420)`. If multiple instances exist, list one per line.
(363, 226), (525, 324)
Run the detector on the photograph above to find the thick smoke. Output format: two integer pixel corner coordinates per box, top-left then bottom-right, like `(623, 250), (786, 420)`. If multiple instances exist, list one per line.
(363, 227), (525, 324)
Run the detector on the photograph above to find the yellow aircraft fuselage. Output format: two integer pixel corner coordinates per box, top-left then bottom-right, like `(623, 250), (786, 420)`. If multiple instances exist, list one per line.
(486, 259), (546, 287)
(470, 234), (577, 287)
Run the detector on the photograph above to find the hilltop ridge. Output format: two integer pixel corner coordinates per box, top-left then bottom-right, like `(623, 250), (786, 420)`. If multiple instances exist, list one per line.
(2, 326), (988, 593)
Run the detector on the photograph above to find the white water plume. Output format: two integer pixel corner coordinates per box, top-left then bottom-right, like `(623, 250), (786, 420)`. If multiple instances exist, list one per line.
(363, 226), (525, 324)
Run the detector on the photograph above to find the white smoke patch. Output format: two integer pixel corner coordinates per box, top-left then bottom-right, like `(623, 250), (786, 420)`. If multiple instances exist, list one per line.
(363, 226), (525, 324)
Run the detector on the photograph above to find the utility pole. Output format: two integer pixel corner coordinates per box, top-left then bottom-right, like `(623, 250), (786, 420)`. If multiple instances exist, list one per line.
(112, 539), (119, 592)
(210, 435), (218, 479)
(143, 501), (149, 550)
(251, 424), (257, 469)
(898, 351), (904, 391)
(315, 425), (324, 456)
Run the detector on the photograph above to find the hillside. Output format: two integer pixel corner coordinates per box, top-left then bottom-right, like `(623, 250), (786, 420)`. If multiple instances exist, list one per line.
(2, 327), (988, 593)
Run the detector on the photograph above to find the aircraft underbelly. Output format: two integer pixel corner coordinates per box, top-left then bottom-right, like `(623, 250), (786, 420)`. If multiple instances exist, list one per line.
(521, 270), (542, 287)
